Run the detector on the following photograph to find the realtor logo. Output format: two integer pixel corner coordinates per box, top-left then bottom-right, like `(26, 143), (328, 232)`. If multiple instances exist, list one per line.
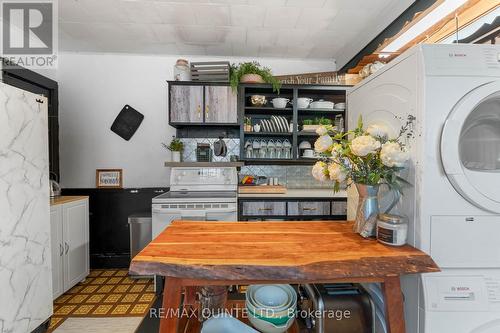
(1, 0), (58, 68)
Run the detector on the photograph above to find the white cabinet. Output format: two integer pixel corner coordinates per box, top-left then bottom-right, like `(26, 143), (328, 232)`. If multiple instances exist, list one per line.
(50, 206), (64, 299)
(51, 198), (89, 299)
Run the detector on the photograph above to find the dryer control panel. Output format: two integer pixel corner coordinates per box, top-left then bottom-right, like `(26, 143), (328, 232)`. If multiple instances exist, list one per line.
(423, 44), (500, 77)
(424, 273), (500, 312)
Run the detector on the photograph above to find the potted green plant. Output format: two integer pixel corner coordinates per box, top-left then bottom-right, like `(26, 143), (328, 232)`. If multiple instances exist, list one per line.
(162, 136), (184, 162)
(302, 118), (332, 132)
(316, 117), (332, 126)
(230, 62), (282, 93)
(302, 119), (317, 132)
(244, 117), (253, 132)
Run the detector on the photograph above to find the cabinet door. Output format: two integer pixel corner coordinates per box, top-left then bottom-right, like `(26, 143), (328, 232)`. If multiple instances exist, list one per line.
(170, 85), (203, 123)
(205, 86), (238, 123)
(50, 206), (64, 300)
(63, 199), (89, 290)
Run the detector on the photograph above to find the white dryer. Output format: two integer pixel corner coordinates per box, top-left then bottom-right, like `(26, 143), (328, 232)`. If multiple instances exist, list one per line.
(347, 44), (500, 333)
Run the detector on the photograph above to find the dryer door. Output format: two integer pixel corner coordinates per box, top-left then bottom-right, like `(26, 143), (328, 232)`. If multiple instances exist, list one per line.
(441, 80), (500, 213)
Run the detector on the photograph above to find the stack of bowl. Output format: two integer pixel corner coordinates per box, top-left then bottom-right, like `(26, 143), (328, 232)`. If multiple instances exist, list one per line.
(246, 284), (297, 333)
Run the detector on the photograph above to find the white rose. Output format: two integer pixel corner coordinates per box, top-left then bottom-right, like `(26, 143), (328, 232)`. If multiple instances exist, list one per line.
(316, 125), (328, 136)
(330, 143), (343, 159)
(350, 135), (381, 157)
(366, 124), (389, 139)
(312, 161), (328, 182)
(314, 135), (334, 153)
(328, 163), (347, 183)
(380, 142), (410, 167)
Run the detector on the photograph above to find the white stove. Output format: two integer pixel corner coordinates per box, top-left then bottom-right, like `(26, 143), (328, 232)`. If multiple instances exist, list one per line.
(152, 167), (238, 237)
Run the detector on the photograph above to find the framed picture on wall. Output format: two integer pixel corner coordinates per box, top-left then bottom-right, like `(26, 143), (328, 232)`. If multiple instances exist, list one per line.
(96, 169), (123, 188)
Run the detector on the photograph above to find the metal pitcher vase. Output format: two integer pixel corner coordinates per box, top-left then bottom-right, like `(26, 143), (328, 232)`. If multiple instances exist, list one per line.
(354, 184), (379, 235)
(354, 183), (401, 237)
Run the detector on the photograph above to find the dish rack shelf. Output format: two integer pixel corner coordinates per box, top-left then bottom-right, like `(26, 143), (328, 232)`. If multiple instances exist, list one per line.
(239, 83), (349, 164)
(244, 132), (292, 136)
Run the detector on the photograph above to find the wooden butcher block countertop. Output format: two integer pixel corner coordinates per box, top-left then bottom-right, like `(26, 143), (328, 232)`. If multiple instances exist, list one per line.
(50, 196), (88, 206)
(130, 220), (439, 281)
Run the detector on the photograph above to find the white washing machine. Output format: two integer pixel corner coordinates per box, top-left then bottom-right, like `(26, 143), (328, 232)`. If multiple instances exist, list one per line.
(347, 44), (500, 333)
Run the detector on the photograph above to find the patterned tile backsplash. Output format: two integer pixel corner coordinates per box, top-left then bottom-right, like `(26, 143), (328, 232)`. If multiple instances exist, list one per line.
(181, 138), (240, 162)
(181, 138), (333, 189)
(240, 165), (333, 189)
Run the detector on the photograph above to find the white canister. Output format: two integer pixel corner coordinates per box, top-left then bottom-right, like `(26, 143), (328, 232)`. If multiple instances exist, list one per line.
(174, 59), (191, 81)
(376, 213), (408, 246)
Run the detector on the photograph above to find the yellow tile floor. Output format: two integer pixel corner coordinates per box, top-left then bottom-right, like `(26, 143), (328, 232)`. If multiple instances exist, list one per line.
(48, 269), (156, 332)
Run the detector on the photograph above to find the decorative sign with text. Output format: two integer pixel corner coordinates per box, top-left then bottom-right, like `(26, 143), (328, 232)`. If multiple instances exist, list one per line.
(275, 71), (341, 85)
(96, 169), (123, 188)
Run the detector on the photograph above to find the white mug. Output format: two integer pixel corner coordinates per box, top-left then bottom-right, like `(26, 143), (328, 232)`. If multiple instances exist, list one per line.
(302, 149), (314, 158)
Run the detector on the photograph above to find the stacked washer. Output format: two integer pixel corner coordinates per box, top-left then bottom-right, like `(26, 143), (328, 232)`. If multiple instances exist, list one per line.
(348, 44), (500, 333)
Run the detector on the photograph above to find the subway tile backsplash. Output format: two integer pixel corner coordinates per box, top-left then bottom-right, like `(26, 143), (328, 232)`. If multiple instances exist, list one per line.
(181, 138), (333, 189)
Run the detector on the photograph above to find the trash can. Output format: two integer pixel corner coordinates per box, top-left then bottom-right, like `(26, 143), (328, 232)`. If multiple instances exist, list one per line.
(128, 212), (152, 278)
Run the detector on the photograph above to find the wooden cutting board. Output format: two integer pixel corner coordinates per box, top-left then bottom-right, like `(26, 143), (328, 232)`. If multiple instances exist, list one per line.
(238, 185), (287, 194)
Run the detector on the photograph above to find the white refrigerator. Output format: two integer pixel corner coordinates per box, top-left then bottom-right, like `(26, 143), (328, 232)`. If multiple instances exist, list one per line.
(0, 81), (53, 332)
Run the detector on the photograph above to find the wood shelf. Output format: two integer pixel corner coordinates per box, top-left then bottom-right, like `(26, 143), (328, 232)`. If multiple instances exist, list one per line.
(298, 108), (345, 113)
(242, 158), (315, 165)
(245, 106), (293, 111)
(179, 301), (300, 333)
(298, 131), (318, 136)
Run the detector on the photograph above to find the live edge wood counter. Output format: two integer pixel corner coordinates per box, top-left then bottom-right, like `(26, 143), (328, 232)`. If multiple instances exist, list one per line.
(130, 220), (439, 333)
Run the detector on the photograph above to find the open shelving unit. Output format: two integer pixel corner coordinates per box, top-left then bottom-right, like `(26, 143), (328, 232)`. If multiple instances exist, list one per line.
(239, 83), (350, 164)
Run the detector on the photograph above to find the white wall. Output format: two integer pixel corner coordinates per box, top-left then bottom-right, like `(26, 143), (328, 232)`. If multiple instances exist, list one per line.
(57, 52), (335, 188)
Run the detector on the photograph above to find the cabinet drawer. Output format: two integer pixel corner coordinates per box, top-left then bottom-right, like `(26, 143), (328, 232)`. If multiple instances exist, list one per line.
(288, 201), (331, 216)
(241, 201), (286, 216)
(332, 200), (347, 216)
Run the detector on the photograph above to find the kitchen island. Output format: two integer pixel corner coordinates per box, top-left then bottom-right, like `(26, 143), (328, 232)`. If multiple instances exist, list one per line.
(130, 220), (439, 333)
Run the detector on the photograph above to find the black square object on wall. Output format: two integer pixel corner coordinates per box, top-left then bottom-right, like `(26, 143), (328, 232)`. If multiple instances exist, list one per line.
(110, 105), (144, 141)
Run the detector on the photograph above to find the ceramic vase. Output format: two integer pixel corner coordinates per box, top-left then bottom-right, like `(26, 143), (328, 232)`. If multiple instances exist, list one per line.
(172, 151), (181, 162)
(354, 183), (380, 237)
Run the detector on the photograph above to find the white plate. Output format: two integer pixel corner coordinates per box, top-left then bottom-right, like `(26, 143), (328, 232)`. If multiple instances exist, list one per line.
(280, 117), (289, 131)
(275, 116), (284, 132)
(266, 119), (274, 132)
(276, 116), (287, 133)
(270, 118), (278, 132)
(261, 119), (268, 132)
(270, 116), (279, 132)
(259, 120), (266, 132)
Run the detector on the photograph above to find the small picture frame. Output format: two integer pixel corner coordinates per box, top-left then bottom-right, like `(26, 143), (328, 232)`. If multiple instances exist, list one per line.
(96, 169), (123, 188)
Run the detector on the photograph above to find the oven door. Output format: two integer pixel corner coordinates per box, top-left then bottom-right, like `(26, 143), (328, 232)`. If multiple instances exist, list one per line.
(152, 203), (237, 238)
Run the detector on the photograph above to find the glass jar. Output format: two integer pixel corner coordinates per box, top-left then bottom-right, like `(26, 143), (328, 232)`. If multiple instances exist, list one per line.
(198, 286), (228, 321)
(376, 213), (408, 246)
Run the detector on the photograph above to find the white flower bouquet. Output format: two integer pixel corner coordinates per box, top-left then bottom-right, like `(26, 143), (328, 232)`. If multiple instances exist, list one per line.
(312, 116), (413, 193)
